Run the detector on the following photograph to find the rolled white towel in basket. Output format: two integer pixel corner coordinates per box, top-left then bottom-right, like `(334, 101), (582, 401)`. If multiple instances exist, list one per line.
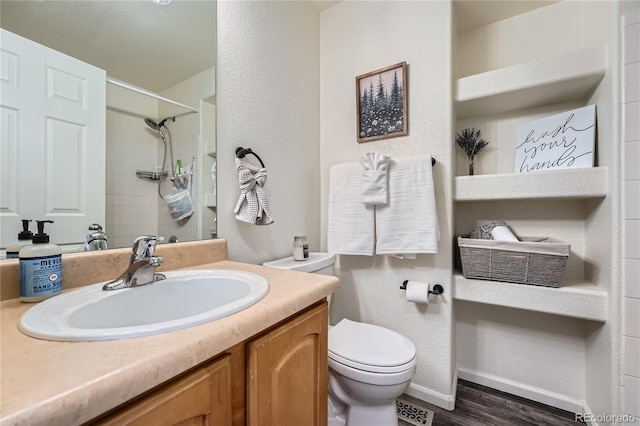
(360, 152), (390, 205)
(491, 225), (519, 242)
(470, 221), (519, 241)
(234, 158), (274, 225)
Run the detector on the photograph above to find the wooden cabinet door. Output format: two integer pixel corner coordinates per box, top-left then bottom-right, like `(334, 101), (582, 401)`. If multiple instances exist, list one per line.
(94, 354), (232, 426)
(247, 302), (328, 426)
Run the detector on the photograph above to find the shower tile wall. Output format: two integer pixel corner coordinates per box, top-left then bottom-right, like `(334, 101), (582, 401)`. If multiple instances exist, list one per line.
(105, 109), (159, 249)
(622, 10), (640, 419)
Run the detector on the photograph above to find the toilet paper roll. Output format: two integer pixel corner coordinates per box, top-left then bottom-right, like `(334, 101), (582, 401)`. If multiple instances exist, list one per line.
(491, 225), (519, 242)
(405, 280), (429, 304)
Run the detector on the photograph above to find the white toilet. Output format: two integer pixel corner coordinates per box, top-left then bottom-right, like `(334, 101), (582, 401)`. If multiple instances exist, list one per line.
(263, 253), (417, 426)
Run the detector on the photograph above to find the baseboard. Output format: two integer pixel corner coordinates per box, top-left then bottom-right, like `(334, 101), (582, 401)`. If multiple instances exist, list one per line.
(457, 367), (584, 414)
(580, 401), (598, 426)
(405, 371), (457, 411)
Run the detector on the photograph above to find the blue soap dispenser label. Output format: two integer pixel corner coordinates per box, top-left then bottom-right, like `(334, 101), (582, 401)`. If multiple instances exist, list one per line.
(19, 254), (62, 297)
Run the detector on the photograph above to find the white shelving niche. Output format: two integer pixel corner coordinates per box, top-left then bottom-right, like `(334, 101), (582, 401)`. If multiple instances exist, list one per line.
(453, 46), (609, 318)
(452, 0), (617, 416)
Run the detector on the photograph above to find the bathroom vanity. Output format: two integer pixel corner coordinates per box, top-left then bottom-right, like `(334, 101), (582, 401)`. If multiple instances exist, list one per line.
(0, 239), (338, 426)
(94, 302), (328, 426)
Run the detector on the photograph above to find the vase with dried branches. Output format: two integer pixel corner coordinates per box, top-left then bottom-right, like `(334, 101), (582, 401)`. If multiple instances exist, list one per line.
(455, 128), (489, 175)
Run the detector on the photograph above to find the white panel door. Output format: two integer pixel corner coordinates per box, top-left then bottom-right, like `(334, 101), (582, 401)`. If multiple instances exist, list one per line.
(0, 29), (106, 249)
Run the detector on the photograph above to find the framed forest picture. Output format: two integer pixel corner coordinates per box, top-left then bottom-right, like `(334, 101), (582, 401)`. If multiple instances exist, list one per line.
(356, 61), (408, 143)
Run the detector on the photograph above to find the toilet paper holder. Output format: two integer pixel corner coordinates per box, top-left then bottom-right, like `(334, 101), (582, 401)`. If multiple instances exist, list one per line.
(400, 280), (444, 295)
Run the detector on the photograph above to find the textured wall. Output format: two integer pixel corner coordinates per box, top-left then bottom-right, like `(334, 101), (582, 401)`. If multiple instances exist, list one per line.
(217, 0), (321, 265)
(319, 1), (455, 409)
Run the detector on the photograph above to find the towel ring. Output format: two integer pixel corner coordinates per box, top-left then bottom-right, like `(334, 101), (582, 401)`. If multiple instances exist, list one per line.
(236, 147), (265, 168)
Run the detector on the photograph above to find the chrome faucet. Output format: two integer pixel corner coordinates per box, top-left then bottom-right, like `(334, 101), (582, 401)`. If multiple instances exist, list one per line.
(102, 236), (166, 291)
(83, 223), (108, 251)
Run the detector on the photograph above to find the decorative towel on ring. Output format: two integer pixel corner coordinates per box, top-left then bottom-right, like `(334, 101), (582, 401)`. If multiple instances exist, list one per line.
(234, 158), (274, 225)
(360, 152), (390, 205)
(375, 155), (439, 255)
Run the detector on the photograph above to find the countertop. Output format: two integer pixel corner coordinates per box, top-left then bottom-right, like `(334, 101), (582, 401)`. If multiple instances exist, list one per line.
(0, 252), (339, 426)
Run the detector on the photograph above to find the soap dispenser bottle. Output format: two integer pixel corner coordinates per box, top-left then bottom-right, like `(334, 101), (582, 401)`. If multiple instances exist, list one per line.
(19, 220), (62, 302)
(6, 220), (33, 259)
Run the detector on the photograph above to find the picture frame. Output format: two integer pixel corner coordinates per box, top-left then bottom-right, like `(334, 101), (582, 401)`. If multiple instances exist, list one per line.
(514, 104), (596, 173)
(356, 61), (408, 143)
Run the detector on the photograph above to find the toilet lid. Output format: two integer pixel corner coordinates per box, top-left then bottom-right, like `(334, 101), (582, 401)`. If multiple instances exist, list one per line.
(328, 319), (416, 368)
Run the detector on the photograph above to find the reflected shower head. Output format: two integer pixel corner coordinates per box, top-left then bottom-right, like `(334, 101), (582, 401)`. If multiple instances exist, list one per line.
(158, 116), (175, 128)
(144, 118), (160, 131)
(144, 117), (175, 131)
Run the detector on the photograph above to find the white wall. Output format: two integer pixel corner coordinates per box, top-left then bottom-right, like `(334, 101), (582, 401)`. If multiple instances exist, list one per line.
(217, 0), (321, 265)
(320, 1), (455, 409)
(455, 1), (610, 79)
(105, 85), (159, 248)
(622, 7), (640, 419)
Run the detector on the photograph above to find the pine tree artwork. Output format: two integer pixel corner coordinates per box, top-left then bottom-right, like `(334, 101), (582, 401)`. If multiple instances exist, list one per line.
(356, 62), (408, 143)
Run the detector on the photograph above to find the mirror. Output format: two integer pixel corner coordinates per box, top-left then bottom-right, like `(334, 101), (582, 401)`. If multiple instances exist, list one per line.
(0, 0), (217, 252)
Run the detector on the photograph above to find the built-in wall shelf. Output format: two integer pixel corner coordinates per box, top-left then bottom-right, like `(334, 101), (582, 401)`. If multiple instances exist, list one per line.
(454, 167), (607, 202)
(453, 274), (607, 322)
(455, 46), (606, 119)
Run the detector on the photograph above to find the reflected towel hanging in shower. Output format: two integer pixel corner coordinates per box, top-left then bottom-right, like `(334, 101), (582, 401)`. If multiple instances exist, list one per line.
(234, 158), (274, 225)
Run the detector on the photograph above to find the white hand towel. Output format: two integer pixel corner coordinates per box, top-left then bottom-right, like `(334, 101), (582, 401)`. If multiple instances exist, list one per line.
(234, 158), (274, 225)
(360, 152), (390, 205)
(375, 155), (439, 255)
(327, 162), (375, 255)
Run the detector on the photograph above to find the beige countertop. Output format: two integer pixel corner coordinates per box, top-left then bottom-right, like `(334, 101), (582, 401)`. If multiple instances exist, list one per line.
(0, 240), (339, 426)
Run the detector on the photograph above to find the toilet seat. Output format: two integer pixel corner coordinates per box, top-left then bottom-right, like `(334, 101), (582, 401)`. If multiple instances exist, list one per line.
(328, 319), (416, 374)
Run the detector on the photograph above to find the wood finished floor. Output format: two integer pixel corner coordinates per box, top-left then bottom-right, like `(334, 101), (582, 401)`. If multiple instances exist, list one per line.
(399, 380), (585, 426)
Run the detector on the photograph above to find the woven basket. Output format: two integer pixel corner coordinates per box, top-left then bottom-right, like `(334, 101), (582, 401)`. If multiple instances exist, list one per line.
(458, 236), (570, 288)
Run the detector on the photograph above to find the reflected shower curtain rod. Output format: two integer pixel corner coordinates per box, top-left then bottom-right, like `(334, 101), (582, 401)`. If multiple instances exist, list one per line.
(106, 77), (199, 114)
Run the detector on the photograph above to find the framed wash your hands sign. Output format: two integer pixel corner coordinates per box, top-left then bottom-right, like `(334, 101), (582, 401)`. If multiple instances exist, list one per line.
(356, 62), (408, 143)
(515, 104), (596, 173)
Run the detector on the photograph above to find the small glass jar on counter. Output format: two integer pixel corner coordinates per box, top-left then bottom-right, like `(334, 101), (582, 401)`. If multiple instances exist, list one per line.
(292, 236), (309, 261)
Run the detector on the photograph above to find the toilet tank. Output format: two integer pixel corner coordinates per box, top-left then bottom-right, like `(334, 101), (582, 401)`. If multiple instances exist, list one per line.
(263, 252), (336, 275)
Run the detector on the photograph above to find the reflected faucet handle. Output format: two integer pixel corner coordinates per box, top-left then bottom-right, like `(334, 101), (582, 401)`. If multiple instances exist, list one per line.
(131, 235), (164, 262)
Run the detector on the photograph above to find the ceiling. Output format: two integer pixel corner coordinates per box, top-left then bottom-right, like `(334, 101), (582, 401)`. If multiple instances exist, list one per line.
(0, 0), (557, 91)
(0, 0), (216, 93)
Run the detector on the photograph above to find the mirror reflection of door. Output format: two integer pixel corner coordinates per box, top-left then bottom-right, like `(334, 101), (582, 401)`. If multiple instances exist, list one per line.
(0, 29), (106, 250)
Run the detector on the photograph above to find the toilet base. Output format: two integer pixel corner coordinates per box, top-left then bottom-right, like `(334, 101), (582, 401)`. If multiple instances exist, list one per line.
(345, 402), (398, 426)
(329, 388), (399, 426)
(328, 398), (398, 426)
(328, 394), (346, 426)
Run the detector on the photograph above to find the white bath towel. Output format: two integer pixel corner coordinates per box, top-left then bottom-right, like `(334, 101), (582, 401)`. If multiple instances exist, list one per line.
(327, 162), (375, 255)
(234, 158), (274, 225)
(360, 152), (390, 205)
(375, 155), (439, 255)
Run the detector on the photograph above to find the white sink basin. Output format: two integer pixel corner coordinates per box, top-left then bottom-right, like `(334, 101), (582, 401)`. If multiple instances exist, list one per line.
(18, 269), (269, 341)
